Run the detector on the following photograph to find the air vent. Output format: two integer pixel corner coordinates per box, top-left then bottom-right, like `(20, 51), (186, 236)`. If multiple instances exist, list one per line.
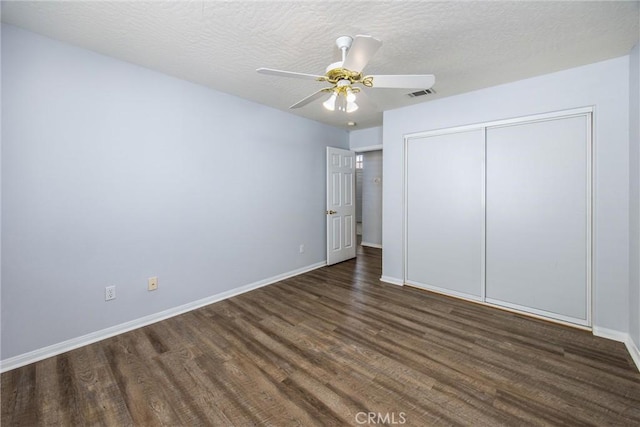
(407, 88), (436, 98)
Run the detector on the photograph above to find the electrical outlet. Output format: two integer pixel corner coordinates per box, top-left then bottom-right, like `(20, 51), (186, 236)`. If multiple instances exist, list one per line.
(299, 244), (304, 253)
(105, 285), (116, 301)
(148, 276), (158, 291)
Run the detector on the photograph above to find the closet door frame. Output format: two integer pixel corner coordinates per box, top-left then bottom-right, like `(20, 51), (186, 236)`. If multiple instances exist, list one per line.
(403, 106), (593, 328)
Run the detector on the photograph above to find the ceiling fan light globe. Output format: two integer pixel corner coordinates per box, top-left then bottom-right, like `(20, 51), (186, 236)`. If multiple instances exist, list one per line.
(346, 100), (358, 113)
(323, 93), (337, 111)
(345, 88), (356, 103)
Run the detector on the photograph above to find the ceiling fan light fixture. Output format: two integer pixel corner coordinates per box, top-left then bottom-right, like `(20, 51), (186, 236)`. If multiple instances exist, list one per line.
(323, 92), (337, 111)
(258, 35), (436, 120)
(345, 87), (356, 103)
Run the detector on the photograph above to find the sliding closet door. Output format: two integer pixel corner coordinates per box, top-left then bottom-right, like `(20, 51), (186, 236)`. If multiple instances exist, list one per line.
(485, 115), (590, 325)
(406, 129), (484, 300)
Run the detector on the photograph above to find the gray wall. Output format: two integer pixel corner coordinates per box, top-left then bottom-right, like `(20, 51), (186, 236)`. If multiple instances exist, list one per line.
(356, 168), (363, 223)
(1, 25), (348, 360)
(383, 56), (631, 333)
(362, 150), (382, 247)
(630, 42), (640, 350)
(350, 126), (382, 151)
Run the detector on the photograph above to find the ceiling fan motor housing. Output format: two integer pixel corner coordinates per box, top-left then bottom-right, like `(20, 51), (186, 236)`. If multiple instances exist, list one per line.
(324, 66), (363, 85)
(335, 35), (353, 51)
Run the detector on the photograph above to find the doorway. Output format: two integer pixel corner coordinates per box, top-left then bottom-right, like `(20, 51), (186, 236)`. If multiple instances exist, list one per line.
(355, 150), (383, 249)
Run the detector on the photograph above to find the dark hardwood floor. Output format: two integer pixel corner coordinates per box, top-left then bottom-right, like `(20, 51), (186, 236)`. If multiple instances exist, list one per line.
(3, 245), (640, 426)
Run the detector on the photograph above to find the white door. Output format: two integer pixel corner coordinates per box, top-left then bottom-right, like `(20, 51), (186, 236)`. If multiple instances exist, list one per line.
(405, 129), (485, 300)
(485, 115), (590, 325)
(327, 147), (356, 265)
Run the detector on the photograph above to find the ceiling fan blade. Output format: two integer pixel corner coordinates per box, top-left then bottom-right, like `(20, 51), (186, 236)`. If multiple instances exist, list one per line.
(342, 35), (382, 73)
(368, 74), (435, 89)
(289, 89), (330, 109)
(257, 68), (323, 81)
(354, 89), (380, 111)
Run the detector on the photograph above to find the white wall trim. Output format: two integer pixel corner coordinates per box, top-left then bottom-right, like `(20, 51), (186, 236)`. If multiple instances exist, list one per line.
(0, 261), (326, 373)
(592, 326), (628, 342)
(353, 144), (383, 152)
(404, 106), (595, 141)
(593, 327), (640, 372)
(626, 337), (640, 372)
(380, 276), (404, 286)
(361, 242), (382, 249)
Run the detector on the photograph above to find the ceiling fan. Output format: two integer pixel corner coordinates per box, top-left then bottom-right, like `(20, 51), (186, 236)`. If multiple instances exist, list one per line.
(257, 35), (435, 113)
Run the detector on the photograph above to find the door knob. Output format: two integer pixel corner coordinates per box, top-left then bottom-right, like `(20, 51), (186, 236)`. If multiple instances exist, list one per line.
(326, 210), (337, 215)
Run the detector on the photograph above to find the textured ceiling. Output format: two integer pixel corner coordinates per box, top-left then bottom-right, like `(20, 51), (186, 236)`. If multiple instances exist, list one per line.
(2, 1), (639, 130)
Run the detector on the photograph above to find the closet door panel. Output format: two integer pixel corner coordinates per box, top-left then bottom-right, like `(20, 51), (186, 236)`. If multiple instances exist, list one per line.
(485, 116), (589, 322)
(406, 129), (484, 299)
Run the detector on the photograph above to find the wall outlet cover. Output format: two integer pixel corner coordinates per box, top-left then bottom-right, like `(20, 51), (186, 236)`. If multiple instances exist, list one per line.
(105, 285), (116, 301)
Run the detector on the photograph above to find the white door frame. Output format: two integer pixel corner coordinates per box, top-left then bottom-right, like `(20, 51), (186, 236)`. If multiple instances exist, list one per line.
(354, 149), (384, 250)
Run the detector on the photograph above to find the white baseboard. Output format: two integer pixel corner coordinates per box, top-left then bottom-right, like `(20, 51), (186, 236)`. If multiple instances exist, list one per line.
(380, 276), (404, 286)
(361, 242), (382, 249)
(625, 336), (640, 372)
(0, 261), (326, 373)
(592, 326), (628, 342)
(592, 326), (640, 372)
